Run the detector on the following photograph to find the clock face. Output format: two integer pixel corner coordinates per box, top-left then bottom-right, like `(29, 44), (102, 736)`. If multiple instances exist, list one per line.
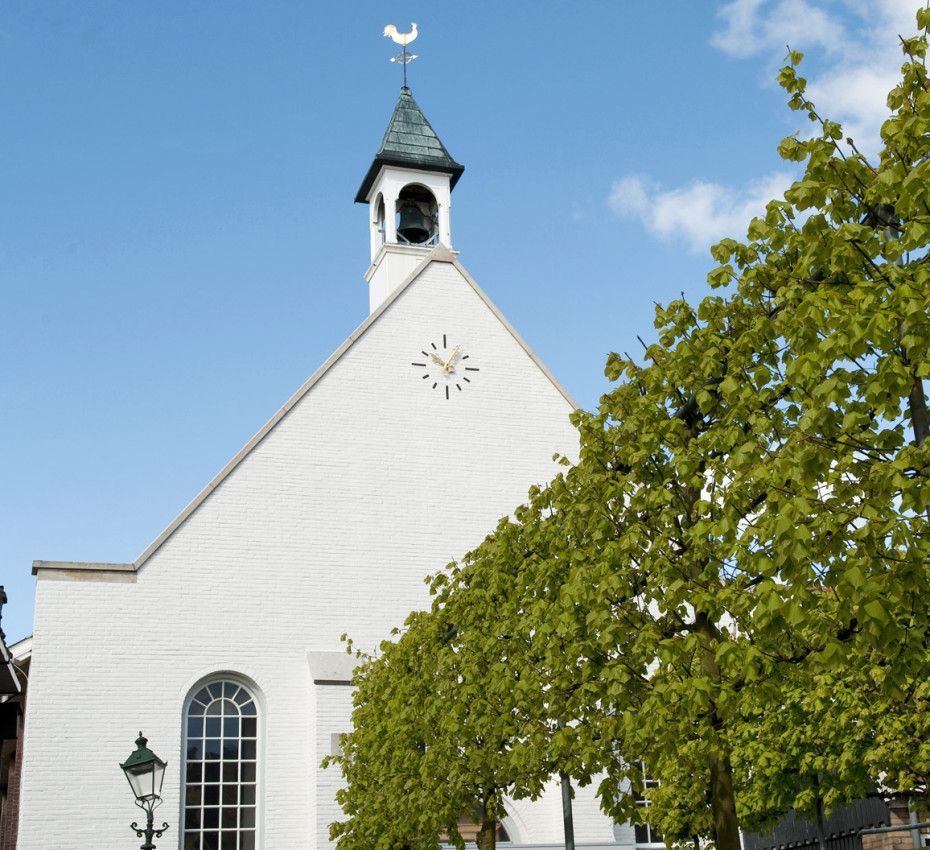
(411, 333), (480, 399)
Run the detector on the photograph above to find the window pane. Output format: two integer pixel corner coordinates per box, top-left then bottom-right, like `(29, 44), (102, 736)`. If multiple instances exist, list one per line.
(635, 824), (650, 844)
(184, 681), (259, 850)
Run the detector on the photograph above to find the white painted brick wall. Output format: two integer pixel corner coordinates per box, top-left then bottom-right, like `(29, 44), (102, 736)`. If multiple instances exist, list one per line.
(18, 259), (621, 850)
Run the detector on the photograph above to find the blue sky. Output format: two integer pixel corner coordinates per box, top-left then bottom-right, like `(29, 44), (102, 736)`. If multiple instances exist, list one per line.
(0, 1), (921, 642)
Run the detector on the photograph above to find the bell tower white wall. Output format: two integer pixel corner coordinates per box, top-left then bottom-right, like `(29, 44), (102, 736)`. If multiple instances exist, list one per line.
(363, 165), (454, 314)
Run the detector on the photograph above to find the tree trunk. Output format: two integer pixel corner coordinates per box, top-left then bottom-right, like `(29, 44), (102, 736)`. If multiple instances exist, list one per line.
(908, 375), (929, 447)
(683, 430), (741, 850)
(708, 748), (741, 850)
(477, 797), (497, 850)
(560, 771), (576, 850)
(695, 609), (741, 850)
(905, 374), (929, 521)
(815, 793), (828, 850)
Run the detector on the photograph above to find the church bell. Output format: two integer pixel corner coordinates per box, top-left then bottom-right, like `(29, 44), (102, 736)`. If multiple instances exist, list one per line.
(396, 202), (432, 244)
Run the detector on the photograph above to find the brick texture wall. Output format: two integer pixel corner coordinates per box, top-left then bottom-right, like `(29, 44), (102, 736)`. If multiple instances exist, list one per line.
(17, 259), (615, 850)
(861, 800), (922, 850)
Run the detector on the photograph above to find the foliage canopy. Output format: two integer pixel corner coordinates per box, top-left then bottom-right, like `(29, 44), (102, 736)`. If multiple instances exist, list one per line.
(329, 13), (930, 850)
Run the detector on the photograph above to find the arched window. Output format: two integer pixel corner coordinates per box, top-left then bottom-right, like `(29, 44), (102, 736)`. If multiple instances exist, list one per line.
(183, 680), (259, 850)
(373, 193), (386, 245)
(395, 183), (438, 245)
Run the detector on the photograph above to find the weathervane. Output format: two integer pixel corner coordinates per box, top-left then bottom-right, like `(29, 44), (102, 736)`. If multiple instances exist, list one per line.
(383, 22), (418, 88)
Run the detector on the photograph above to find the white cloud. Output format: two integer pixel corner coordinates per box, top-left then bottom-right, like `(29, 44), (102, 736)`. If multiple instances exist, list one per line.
(607, 2), (923, 252)
(609, 172), (793, 254)
(711, 0), (844, 59)
(711, 0), (925, 152)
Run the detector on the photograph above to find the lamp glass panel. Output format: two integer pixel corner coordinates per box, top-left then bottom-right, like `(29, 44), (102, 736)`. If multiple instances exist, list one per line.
(152, 759), (166, 796)
(126, 765), (151, 799)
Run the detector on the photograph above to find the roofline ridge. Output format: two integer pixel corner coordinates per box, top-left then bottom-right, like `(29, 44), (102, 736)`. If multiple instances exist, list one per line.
(40, 248), (577, 578)
(129, 247), (458, 571)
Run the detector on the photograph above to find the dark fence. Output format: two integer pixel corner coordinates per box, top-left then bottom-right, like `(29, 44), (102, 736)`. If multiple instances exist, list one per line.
(743, 798), (890, 850)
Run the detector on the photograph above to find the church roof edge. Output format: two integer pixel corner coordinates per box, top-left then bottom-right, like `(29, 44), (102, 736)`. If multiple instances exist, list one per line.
(36, 248), (578, 579)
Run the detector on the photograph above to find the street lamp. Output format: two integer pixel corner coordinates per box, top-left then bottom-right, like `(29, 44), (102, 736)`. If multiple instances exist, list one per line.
(120, 732), (169, 850)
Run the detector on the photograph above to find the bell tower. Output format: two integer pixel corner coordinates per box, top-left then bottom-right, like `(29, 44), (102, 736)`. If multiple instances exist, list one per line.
(355, 86), (464, 313)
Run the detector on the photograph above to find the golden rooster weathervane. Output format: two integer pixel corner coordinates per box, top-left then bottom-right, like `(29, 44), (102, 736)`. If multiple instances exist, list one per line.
(383, 22), (418, 88)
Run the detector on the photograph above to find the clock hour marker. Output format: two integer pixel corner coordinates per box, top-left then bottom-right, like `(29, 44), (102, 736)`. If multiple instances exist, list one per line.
(414, 337), (476, 398)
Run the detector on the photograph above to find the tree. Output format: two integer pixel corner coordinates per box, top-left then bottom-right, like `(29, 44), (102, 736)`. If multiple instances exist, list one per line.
(330, 11), (930, 849)
(711, 16), (930, 806)
(328, 571), (559, 850)
(439, 13), (930, 843)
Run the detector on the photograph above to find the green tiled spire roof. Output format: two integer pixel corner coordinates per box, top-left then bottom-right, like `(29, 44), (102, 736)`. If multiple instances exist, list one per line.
(355, 87), (464, 203)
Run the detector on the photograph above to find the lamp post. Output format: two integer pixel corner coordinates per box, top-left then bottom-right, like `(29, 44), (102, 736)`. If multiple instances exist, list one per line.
(120, 732), (169, 850)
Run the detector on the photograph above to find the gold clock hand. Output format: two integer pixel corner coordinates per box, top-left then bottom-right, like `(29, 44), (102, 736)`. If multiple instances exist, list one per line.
(443, 346), (461, 371)
(430, 352), (446, 368)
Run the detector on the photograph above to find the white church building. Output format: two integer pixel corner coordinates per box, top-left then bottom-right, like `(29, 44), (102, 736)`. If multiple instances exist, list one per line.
(16, 86), (639, 850)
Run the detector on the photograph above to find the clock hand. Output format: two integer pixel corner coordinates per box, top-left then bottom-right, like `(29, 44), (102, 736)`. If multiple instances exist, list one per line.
(443, 346), (461, 371)
(430, 352), (446, 368)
